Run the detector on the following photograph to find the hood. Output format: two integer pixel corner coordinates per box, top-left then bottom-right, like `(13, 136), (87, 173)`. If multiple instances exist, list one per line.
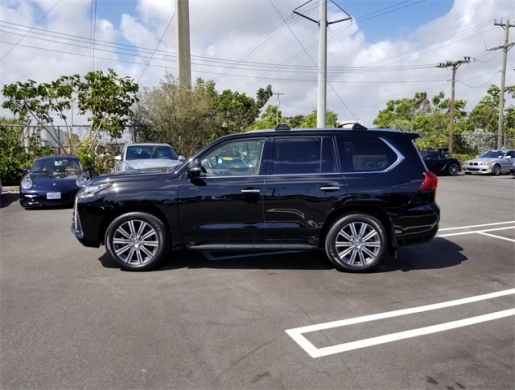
(465, 157), (502, 163)
(124, 159), (182, 170)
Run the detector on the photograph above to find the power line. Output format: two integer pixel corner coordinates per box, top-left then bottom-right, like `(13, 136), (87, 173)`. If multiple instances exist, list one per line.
(0, 0), (62, 62)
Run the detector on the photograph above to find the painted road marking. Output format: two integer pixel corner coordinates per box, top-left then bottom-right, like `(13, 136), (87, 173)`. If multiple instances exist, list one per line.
(286, 289), (515, 358)
(438, 221), (515, 231)
(438, 225), (515, 242)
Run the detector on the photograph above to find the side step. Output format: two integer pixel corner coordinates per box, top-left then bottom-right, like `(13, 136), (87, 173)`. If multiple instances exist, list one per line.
(184, 241), (318, 251)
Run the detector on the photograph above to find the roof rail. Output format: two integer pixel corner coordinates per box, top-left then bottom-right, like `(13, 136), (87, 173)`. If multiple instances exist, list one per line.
(275, 124), (291, 131)
(351, 123), (368, 130)
(336, 122), (368, 130)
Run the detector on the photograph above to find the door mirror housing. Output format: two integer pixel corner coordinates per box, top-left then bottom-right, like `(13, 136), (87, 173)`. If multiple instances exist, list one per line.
(187, 160), (203, 179)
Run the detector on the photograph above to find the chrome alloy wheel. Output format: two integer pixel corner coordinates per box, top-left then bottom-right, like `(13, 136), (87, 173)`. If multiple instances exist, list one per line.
(112, 219), (159, 265)
(334, 221), (381, 267)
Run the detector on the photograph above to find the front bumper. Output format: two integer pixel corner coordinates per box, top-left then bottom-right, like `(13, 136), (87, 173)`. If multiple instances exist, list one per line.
(20, 190), (77, 207)
(71, 195), (102, 248)
(462, 165), (492, 174)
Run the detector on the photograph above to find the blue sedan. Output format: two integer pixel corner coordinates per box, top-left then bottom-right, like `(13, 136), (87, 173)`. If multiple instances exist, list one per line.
(20, 156), (91, 208)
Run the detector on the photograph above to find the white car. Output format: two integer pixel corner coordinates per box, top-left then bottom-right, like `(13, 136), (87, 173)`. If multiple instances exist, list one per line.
(462, 149), (515, 175)
(114, 143), (185, 172)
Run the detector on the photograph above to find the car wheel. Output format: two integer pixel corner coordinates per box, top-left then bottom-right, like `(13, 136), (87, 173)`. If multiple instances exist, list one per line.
(105, 212), (170, 271)
(325, 213), (387, 272)
(448, 163), (460, 176)
(492, 164), (501, 176)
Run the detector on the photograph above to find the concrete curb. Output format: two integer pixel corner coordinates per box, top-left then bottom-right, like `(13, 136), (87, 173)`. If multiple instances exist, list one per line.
(2, 186), (19, 193)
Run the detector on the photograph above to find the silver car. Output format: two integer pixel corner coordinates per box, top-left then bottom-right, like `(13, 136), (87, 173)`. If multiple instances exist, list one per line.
(462, 149), (515, 175)
(114, 143), (185, 172)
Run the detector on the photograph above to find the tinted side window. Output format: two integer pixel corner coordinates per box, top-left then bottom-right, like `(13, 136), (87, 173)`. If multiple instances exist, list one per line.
(336, 136), (397, 172)
(200, 139), (265, 176)
(272, 137), (337, 175)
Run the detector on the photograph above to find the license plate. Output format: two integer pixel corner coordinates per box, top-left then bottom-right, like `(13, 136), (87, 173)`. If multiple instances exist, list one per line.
(47, 192), (61, 200)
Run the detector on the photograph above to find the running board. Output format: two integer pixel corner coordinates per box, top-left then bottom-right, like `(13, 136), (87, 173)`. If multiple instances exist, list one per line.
(184, 241), (317, 251)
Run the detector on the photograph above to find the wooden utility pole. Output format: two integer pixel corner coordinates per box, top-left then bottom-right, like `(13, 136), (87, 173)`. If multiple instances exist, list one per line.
(436, 56), (470, 153)
(491, 19), (515, 149)
(176, 0), (191, 87)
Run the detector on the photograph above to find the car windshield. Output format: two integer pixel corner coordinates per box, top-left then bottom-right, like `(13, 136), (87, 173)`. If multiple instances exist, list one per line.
(31, 158), (81, 175)
(126, 145), (178, 160)
(479, 151), (504, 158)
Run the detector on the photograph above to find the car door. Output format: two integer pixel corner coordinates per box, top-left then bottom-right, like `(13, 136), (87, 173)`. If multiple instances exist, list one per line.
(263, 135), (347, 239)
(177, 138), (267, 240)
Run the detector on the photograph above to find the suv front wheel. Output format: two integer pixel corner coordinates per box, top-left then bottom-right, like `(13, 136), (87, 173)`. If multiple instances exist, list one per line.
(325, 213), (387, 272)
(105, 212), (170, 271)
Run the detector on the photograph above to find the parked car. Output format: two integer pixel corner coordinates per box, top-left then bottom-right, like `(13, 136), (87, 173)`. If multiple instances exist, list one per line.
(20, 155), (91, 208)
(114, 143), (185, 172)
(510, 162), (515, 176)
(462, 149), (515, 175)
(420, 151), (461, 176)
(72, 124), (440, 273)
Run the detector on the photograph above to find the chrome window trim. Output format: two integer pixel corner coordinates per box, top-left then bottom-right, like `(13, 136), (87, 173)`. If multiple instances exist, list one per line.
(340, 137), (405, 174)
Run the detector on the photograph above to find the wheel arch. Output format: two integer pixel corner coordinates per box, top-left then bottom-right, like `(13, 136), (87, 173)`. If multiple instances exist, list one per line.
(98, 205), (172, 246)
(320, 205), (396, 256)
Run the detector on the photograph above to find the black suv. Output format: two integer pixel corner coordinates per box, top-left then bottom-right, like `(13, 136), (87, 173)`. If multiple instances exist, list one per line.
(72, 124), (440, 272)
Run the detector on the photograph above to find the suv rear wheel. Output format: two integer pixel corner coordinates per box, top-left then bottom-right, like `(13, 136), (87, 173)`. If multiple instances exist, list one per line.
(105, 212), (170, 271)
(325, 214), (387, 272)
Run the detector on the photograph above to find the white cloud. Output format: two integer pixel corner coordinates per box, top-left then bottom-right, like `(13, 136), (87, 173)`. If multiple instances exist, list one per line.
(0, 0), (513, 126)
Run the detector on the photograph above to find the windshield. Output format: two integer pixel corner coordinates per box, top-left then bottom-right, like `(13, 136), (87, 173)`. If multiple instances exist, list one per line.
(479, 151), (504, 158)
(126, 145), (178, 160)
(31, 158), (81, 175)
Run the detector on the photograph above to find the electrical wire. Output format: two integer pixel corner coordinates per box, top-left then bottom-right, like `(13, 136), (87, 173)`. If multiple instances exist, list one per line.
(137, 13), (175, 83)
(0, 0), (62, 62)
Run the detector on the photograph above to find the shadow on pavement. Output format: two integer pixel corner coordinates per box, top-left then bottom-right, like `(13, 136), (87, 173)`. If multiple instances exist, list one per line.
(97, 237), (466, 273)
(0, 193), (19, 209)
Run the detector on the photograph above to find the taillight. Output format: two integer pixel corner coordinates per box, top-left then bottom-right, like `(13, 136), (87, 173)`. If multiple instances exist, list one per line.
(419, 171), (438, 191)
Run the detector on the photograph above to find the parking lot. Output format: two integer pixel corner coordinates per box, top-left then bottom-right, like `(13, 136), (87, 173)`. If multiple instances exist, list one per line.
(1, 174), (514, 389)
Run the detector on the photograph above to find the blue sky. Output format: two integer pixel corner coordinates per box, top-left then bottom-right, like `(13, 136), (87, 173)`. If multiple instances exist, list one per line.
(0, 0), (513, 125)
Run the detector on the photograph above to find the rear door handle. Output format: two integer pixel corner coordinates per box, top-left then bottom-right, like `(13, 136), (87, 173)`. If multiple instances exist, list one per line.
(320, 186), (340, 191)
(241, 189), (260, 194)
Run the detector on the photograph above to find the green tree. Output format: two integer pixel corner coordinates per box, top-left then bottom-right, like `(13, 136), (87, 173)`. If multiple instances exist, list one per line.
(0, 118), (53, 185)
(300, 110), (339, 128)
(131, 73), (273, 156)
(247, 105), (281, 130)
(2, 69), (139, 155)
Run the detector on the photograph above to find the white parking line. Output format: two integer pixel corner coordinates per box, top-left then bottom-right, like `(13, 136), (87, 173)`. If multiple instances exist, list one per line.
(438, 225), (515, 239)
(286, 289), (515, 358)
(439, 221), (515, 231)
(478, 232), (515, 243)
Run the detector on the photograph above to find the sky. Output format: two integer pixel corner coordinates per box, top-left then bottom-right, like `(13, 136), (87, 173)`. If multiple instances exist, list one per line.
(0, 0), (514, 127)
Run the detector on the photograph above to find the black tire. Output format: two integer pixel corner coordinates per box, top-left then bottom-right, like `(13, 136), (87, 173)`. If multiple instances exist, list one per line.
(105, 212), (170, 271)
(448, 163), (460, 176)
(325, 213), (387, 272)
(492, 164), (501, 176)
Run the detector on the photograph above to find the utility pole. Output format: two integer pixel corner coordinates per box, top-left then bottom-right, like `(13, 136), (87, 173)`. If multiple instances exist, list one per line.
(436, 56), (470, 153)
(176, 0), (191, 87)
(294, 1), (351, 128)
(274, 92), (284, 125)
(491, 19), (515, 149)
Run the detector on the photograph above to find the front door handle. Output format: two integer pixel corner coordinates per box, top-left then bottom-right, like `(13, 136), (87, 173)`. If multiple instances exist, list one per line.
(320, 186), (340, 191)
(241, 189), (260, 194)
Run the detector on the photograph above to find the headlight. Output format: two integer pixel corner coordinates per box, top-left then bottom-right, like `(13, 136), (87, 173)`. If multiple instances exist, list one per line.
(79, 183), (112, 199)
(76, 175), (89, 188)
(21, 176), (32, 189)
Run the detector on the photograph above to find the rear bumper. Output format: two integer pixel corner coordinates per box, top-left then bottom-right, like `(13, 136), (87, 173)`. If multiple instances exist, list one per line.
(394, 202), (440, 246)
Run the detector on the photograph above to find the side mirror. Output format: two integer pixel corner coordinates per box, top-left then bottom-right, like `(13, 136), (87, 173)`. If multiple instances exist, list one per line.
(114, 155), (122, 161)
(179, 155), (186, 162)
(85, 166), (95, 177)
(187, 160), (203, 179)
(22, 167), (29, 173)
